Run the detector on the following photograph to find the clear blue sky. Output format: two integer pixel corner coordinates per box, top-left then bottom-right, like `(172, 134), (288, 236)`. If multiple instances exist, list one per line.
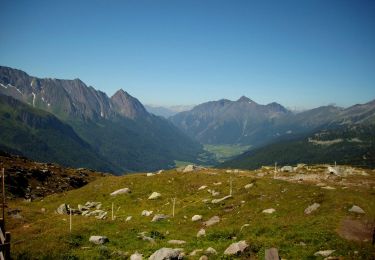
(1, 0), (374, 109)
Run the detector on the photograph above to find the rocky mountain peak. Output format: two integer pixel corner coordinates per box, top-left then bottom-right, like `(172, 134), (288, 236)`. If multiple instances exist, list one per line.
(237, 96), (256, 104)
(111, 89), (148, 119)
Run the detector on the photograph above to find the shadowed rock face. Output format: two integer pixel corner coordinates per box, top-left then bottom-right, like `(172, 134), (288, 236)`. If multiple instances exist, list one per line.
(110, 89), (148, 119)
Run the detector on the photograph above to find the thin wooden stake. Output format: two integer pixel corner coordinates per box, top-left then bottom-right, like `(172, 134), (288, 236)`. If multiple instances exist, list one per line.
(274, 162), (277, 178)
(230, 176), (233, 196)
(172, 198), (176, 217)
(112, 202), (114, 220)
(69, 208), (72, 233)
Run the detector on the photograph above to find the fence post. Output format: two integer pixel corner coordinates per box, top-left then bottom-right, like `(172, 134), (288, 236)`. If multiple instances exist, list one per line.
(172, 198), (176, 217)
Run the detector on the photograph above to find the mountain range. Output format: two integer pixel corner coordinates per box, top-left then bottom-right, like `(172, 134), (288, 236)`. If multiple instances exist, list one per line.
(0, 66), (204, 174)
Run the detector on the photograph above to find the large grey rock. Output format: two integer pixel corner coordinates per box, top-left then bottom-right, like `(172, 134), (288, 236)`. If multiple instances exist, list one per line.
(265, 248), (279, 260)
(182, 164), (199, 173)
(152, 214), (169, 222)
(148, 192), (161, 200)
(223, 240), (249, 255)
(211, 195), (232, 204)
(349, 205), (365, 214)
(89, 235), (109, 245)
(203, 216), (220, 227)
(110, 188), (131, 196)
(84, 201), (102, 209)
(304, 203), (320, 214)
(148, 248), (181, 260)
(56, 204), (69, 215)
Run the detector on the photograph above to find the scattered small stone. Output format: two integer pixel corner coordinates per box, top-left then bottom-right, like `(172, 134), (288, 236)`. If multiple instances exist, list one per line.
(224, 240), (249, 255)
(197, 228), (206, 237)
(126, 216), (132, 221)
(199, 255), (208, 260)
(189, 249), (203, 256)
(265, 248), (279, 260)
(130, 252), (143, 260)
(89, 235), (109, 245)
(146, 173), (155, 177)
(149, 248), (182, 260)
(213, 182), (222, 186)
(110, 188), (131, 196)
(205, 247), (217, 255)
(56, 204), (69, 215)
(244, 183), (254, 189)
(168, 240), (186, 245)
(141, 210), (153, 216)
(112, 250), (129, 258)
(211, 195), (232, 204)
(203, 216), (220, 227)
(281, 166), (293, 172)
(240, 223), (250, 232)
(349, 205), (365, 214)
(198, 185), (207, 191)
(304, 203), (320, 214)
(148, 192), (161, 200)
(314, 250), (335, 257)
(152, 214), (169, 222)
(321, 186), (336, 190)
(262, 208), (276, 214)
(192, 215), (202, 221)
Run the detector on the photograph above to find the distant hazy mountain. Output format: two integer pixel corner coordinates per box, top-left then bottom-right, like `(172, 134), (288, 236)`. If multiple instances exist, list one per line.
(220, 99), (375, 169)
(145, 104), (194, 118)
(170, 96), (294, 146)
(0, 66), (204, 173)
(170, 96), (348, 147)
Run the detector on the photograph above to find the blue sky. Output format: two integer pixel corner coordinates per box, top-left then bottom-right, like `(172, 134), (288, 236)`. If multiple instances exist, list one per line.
(1, 0), (374, 109)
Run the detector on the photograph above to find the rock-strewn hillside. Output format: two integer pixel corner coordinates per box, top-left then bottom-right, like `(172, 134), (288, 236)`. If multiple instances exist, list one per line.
(7, 163), (375, 259)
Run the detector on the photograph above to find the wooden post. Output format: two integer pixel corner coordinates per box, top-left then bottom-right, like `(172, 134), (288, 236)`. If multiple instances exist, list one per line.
(4, 231), (11, 259)
(172, 198), (176, 217)
(69, 208), (72, 233)
(230, 176), (233, 196)
(2, 168), (4, 222)
(112, 202), (114, 220)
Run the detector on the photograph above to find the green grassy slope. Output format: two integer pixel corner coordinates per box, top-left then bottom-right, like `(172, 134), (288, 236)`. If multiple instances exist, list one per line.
(220, 125), (375, 170)
(8, 167), (375, 259)
(0, 94), (117, 172)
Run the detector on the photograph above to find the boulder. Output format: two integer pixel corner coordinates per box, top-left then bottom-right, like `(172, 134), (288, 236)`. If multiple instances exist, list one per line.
(328, 166), (338, 175)
(141, 210), (153, 216)
(262, 208), (276, 214)
(183, 164), (197, 173)
(244, 183), (254, 189)
(265, 248), (279, 260)
(197, 228), (206, 237)
(130, 252), (143, 260)
(224, 240), (249, 255)
(168, 240), (186, 245)
(147, 173), (155, 177)
(148, 192), (161, 200)
(85, 201), (102, 209)
(304, 203), (320, 214)
(89, 235), (109, 245)
(203, 216), (220, 227)
(349, 205), (365, 214)
(211, 195), (232, 204)
(281, 166), (293, 172)
(205, 247), (217, 255)
(314, 250), (335, 257)
(110, 188), (131, 196)
(56, 204), (69, 215)
(191, 215), (202, 221)
(152, 214), (169, 222)
(148, 248), (181, 260)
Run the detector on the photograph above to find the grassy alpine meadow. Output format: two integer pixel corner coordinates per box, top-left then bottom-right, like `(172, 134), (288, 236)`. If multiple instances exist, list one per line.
(7, 166), (375, 259)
